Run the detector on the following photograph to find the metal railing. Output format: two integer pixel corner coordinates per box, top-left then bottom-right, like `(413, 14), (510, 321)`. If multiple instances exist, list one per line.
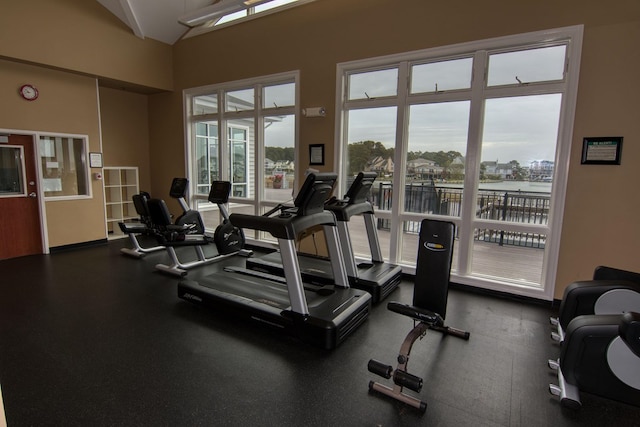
(371, 181), (550, 249)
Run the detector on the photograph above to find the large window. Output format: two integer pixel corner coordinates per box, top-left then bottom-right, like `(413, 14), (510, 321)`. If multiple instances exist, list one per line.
(185, 72), (299, 240)
(336, 27), (583, 300)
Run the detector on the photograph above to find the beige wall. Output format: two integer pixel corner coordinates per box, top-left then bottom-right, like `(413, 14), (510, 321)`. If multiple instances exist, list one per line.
(0, 0), (173, 92)
(557, 20), (640, 297)
(0, 59), (105, 247)
(99, 87), (152, 192)
(147, 90), (187, 214)
(0, 0), (174, 248)
(150, 0), (640, 298)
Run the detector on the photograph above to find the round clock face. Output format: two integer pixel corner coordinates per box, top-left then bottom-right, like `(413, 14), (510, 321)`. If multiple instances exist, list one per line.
(19, 84), (39, 101)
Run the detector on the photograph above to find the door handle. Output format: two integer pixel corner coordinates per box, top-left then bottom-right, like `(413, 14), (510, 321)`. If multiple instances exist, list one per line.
(29, 192), (37, 198)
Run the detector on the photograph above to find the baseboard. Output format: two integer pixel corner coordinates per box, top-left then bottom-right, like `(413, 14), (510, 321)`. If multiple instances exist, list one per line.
(49, 239), (108, 254)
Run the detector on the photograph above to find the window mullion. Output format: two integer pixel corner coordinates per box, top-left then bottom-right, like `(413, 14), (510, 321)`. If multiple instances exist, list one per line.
(255, 84), (264, 217)
(389, 61), (410, 264)
(457, 50), (488, 276)
(219, 89), (230, 186)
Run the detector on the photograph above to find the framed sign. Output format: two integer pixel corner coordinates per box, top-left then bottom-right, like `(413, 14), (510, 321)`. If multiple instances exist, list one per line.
(581, 137), (623, 165)
(89, 152), (103, 168)
(309, 144), (325, 165)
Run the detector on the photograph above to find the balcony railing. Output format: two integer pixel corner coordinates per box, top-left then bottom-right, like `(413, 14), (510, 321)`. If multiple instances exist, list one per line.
(372, 181), (550, 249)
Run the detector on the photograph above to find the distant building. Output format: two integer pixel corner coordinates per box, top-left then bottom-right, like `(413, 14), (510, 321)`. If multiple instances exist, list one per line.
(366, 156), (394, 176)
(482, 160), (514, 179)
(273, 160), (295, 172)
(265, 158), (275, 170)
(407, 158), (443, 179)
(446, 156), (466, 179)
(529, 160), (554, 181)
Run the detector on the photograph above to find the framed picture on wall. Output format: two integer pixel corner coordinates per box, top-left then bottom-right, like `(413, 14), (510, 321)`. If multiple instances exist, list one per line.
(581, 137), (623, 165)
(309, 144), (325, 165)
(89, 152), (103, 168)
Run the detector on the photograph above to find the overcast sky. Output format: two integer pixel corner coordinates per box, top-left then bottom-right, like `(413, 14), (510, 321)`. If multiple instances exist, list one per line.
(265, 45), (566, 166)
(346, 93), (561, 166)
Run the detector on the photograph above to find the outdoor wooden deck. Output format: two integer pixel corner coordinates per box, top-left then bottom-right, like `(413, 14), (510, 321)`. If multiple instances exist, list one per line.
(341, 219), (544, 285)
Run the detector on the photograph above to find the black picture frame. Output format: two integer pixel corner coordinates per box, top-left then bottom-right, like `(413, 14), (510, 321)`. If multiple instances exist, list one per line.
(89, 152), (103, 168)
(581, 137), (623, 165)
(309, 144), (325, 165)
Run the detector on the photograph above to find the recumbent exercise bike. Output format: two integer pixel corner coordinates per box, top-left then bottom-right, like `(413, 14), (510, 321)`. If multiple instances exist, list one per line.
(146, 179), (251, 276)
(548, 266), (640, 409)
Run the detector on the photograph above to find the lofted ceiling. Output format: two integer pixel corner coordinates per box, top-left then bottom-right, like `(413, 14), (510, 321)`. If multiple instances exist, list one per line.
(96, 0), (216, 45)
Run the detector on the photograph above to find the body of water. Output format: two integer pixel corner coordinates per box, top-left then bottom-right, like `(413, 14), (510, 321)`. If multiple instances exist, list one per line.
(427, 180), (552, 193)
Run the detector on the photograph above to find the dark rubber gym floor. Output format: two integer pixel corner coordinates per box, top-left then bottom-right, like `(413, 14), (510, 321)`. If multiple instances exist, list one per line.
(1, 240), (639, 426)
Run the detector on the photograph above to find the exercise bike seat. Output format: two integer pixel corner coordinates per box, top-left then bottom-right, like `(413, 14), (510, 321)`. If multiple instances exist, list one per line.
(387, 302), (443, 325)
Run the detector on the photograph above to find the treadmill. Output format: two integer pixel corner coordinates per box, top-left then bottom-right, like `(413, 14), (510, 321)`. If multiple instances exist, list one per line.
(178, 173), (372, 350)
(246, 172), (402, 303)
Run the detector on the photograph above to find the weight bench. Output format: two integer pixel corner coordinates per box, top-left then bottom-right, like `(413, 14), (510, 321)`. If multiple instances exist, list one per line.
(367, 219), (470, 412)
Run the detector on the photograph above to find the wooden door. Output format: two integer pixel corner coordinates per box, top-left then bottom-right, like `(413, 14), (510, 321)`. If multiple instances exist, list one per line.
(0, 134), (43, 259)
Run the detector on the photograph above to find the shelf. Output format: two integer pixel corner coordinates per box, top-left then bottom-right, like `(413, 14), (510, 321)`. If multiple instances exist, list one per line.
(103, 167), (139, 239)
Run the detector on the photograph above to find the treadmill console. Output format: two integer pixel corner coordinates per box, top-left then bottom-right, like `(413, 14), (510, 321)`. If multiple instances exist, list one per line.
(294, 172), (337, 216)
(344, 172), (376, 205)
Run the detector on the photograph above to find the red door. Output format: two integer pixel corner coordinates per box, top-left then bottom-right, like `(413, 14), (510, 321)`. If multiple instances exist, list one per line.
(0, 134), (43, 259)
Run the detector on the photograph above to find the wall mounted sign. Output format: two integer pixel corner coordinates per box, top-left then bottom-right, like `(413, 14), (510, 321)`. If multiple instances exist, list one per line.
(309, 144), (325, 165)
(581, 137), (623, 165)
(89, 152), (103, 168)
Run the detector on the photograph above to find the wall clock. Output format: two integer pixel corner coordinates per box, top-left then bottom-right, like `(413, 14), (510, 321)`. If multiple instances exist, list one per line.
(19, 84), (39, 101)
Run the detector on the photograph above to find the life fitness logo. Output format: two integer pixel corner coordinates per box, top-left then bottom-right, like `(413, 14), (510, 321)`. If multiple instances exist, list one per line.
(424, 241), (447, 252)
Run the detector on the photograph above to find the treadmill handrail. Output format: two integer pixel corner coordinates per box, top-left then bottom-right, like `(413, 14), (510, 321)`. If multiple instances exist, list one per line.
(325, 200), (375, 222)
(230, 210), (338, 240)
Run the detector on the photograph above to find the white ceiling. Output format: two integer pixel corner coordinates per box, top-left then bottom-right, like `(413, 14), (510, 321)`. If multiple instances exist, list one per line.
(96, 0), (216, 45)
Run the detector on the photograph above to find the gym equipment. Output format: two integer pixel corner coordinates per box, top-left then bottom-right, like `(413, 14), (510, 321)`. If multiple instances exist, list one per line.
(170, 177), (206, 234)
(548, 311), (640, 409)
(246, 172), (401, 303)
(547, 266), (640, 409)
(208, 181), (252, 256)
(146, 180), (252, 276)
(367, 219), (470, 412)
(178, 172), (372, 350)
(550, 266), (640, 343)
(118, 191), (165, 258)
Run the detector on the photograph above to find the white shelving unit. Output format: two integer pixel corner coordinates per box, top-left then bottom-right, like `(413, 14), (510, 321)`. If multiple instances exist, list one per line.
(104, 167), (139, 239)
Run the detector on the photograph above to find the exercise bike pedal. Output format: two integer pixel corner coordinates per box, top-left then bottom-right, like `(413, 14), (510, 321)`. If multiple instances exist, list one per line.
(550, 331), (562, 342)
(549, 384), (562, 396)
(238, 249), (254, 257)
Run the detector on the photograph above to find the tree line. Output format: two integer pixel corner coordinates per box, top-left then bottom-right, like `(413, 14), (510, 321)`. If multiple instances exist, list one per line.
(348, 140), (464, 175)
(265, 146), (294, 162)
(268, 141), (527, 180)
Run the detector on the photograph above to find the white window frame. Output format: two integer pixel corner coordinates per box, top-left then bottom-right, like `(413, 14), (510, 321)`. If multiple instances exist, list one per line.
(183, 0), (318, 40)
(184, 71), (300, 244)
(38, 132), (92, 201)
(228, 123), (250, 197)
(335, 26), (583, 300)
